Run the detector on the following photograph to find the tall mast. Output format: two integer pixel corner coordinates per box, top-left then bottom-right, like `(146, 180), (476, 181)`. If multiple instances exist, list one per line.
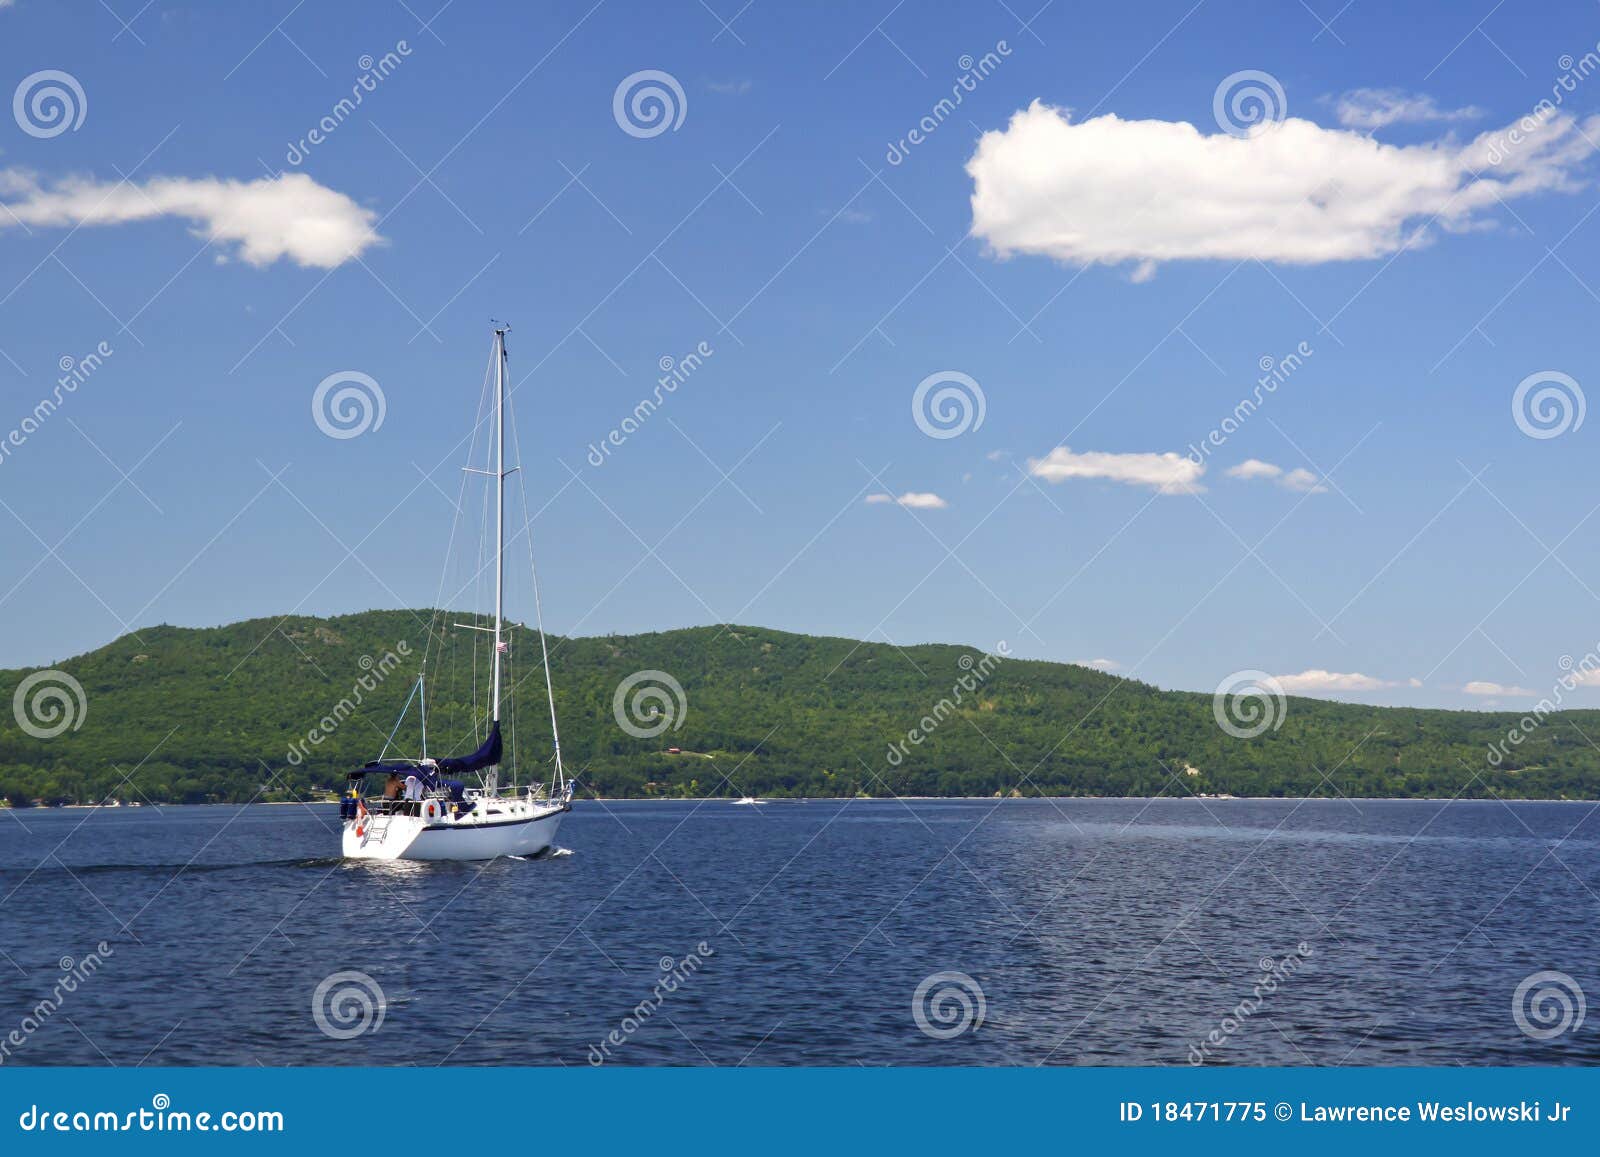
(491, 325), (507, 725)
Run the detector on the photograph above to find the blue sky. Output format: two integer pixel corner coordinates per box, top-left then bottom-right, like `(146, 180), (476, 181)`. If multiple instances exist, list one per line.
(3, 0), (1600, 709)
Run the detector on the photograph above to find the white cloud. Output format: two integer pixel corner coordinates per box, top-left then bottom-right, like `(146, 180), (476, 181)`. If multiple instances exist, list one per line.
(1275, 669), (1396, 693)
(1225, 458), (1282, 480)
(966, 101), (1600, 275)
(1078, 658), (1120, 671)
(1463, 680), (1535, 697)
(865, 491), (948, 509)
(1280, 467), (1328, 493)
(1332, 88), (1483, 131)
(1225, 459), (1328, 493)
(706, 79), (753, 95)
(0, 170), (382, 268)
(1028, 446), (1204, 494)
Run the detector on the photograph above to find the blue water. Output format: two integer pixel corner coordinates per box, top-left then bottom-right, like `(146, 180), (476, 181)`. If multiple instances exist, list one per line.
(1, 798), (1597, 1066)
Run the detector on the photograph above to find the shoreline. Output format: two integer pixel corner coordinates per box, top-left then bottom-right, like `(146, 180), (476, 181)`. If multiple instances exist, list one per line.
(16, 793), (1598, 809)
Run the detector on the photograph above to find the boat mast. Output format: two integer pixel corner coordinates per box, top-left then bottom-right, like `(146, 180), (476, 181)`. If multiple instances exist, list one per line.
(492, 325), (508, 726)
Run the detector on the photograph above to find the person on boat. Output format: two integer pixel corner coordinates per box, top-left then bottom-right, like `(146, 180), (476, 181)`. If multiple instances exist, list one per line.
(404, 774), (422, 802)
(382, 773), (402, 801)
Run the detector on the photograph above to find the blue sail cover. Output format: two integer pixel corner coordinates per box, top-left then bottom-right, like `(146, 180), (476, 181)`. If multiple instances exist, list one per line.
(348, 721), (501, 790)
(438, 721), (502, 775)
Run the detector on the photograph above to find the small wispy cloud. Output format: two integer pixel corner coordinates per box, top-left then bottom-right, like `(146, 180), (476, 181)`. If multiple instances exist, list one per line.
(866, 491), (948, 509)
(1225, 458), (1281, 481)
(1331, 88), (1483, 131)
(1225, 459), (1328, 494)
(1029, 447), (1204, 495)
(0, 170), (382, 268)
(1274, 669), (1418, 693)
(706, 78), (753, 95)
(1463, 680), (1536, 697)
(1078, 657), (1120, 671)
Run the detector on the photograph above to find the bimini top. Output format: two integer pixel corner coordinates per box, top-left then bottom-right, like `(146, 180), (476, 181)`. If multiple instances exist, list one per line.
(345, 721), (503, 789)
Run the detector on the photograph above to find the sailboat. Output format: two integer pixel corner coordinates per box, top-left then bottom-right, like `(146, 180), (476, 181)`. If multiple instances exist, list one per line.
(339, 325), (574, 861)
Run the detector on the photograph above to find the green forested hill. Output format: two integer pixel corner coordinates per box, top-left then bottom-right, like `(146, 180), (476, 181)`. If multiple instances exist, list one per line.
(0, 609), (1593, 803)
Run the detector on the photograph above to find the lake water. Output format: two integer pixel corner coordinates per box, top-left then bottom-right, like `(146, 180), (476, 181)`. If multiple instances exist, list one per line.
(1, 798), (1597, 1066)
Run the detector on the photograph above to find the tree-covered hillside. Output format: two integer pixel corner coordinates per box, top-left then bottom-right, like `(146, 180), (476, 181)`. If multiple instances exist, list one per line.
(0, 609), (1594, 804)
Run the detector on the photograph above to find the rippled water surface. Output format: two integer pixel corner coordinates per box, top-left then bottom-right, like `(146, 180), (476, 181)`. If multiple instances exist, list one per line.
(2, 798), (1597, 1066)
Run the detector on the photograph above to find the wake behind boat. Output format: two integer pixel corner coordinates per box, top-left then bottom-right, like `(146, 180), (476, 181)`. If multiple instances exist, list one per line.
(338, 325), (573, 861)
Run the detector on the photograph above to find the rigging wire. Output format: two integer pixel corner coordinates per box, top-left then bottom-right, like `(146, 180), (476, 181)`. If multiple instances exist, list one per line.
(504, 377), (567, 792)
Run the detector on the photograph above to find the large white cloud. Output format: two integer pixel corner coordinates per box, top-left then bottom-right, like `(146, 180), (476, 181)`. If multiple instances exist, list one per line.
(0, 170), (382, 268)
(1028, 447), (1204, 494)
(966, 101), (1600, 273)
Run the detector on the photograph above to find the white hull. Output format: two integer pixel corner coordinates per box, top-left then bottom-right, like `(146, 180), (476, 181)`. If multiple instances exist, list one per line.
(343, 799), (567, 861)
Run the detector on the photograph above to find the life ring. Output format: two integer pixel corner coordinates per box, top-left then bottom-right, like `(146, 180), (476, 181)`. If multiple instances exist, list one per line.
(423, 799), (441, 822)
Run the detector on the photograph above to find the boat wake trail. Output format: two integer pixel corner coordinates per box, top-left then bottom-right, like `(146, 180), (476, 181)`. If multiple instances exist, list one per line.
(0, 856), (346, 878)
(510, 846), (573, 861)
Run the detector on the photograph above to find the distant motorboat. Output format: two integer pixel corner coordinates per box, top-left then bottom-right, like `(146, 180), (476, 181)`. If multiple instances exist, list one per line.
(732, 795), (765, 806)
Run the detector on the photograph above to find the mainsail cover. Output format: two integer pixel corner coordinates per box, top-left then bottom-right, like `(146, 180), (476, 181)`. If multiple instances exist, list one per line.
(350, 721), (502, 789)
(437, 721), (502, 775)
